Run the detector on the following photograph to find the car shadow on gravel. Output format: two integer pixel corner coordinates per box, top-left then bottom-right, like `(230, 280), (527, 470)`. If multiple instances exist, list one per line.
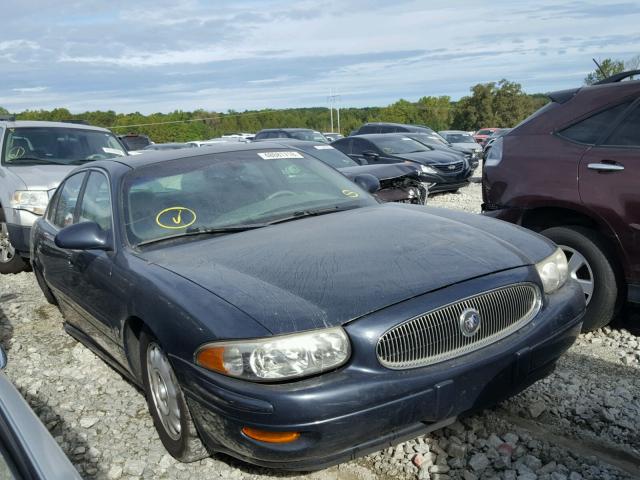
(0, 293), (16, 354)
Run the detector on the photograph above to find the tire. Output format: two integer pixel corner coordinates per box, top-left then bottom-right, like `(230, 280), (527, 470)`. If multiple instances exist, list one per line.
(140, 330), (208, 462)
(540, 226), (621, 331)
(0, 220), (28, 274)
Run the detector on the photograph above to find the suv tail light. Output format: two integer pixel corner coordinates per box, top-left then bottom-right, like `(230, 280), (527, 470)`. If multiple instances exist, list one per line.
(484, 137), (503, 167)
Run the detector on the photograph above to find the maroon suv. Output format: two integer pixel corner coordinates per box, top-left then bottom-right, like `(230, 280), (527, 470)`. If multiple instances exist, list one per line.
(482, 71), (640, 331)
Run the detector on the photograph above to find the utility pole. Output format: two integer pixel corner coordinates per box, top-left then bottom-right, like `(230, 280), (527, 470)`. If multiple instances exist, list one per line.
(328, 90), (341, 133)
(328, 89), (334, 132)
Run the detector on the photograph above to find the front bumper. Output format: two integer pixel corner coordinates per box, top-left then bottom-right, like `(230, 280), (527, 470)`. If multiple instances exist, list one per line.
(6, 223), (32, 255)
(173, 269), (584, 470)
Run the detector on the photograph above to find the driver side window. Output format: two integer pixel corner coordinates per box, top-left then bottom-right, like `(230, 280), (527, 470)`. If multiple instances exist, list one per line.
(78, 172), (113, 232)
(52, 173), (86, 229)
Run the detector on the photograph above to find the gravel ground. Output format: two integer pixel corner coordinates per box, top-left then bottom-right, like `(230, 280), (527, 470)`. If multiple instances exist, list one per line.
(1, 175), (639, 480)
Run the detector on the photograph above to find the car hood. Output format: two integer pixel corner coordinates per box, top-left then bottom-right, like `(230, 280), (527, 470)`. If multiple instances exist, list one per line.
(140, 204), (554, 335)
(398, 150), (463, 165)
(5, 165), (77, 191)
(339, 163), (419, 181)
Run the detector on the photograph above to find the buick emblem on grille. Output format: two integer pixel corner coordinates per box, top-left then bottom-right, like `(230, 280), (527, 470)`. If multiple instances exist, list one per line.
(459, 308), (481, 337)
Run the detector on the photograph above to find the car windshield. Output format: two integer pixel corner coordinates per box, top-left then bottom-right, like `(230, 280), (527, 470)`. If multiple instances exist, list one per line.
(302, 145), (358, 168)
(372, 137), (429, 154)
(476, 129), (494, 136)
(444, 133), (475, 144)
(123, 150), (376, 246)
(2, 127), (126, 165)
(289, 131), (329, 143)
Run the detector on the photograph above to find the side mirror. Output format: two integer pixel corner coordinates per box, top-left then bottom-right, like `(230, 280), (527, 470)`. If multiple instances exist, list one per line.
(0, 345), (6, 370)
(55, 222), (112, 251)
(353, 173), (380, 194)
(362, 150), (380, 161)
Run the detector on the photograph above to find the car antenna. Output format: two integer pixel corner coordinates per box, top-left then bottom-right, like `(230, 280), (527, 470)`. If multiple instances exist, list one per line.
(592, 58), (606, 78)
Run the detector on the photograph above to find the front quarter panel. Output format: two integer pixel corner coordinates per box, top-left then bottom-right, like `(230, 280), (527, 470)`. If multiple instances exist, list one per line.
(123, 254), (272, 361)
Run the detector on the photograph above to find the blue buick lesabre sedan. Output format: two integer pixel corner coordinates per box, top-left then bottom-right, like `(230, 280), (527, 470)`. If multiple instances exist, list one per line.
(30, 143), (585, 470)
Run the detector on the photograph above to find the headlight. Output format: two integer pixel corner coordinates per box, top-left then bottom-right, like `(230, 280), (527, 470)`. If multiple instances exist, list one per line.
(10, 190), (49, 215)
(195, 327), (351, 382)
(420, 164), (438, 175)
(535, 247), (569, 294)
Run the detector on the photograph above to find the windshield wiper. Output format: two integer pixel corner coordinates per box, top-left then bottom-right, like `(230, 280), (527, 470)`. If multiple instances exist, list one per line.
(136, 224), (268, 247)
(6, 157), (68, 165)
(266, 205), (359, 226)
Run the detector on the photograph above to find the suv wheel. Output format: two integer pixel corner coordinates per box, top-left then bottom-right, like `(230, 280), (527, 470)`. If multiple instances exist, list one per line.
(140, 330), (208, 462)
(0, 220), (27, 274)
(540, 226), (620, 331)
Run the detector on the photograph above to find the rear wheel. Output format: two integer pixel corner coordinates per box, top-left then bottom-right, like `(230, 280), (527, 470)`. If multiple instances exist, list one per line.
(540, 226), (621, 331)
(0, 219), (28, 274)
(140, 331), (208, 462)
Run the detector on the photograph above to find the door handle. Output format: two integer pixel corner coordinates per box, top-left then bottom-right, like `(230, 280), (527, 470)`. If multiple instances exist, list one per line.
(587, 162), (624, 172)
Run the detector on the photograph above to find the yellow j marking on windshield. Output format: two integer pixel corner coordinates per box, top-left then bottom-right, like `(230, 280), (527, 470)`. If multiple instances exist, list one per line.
(156, 207), (196, 229)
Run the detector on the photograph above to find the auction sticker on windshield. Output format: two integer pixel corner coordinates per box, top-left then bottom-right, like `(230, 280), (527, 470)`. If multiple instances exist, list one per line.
(314, 145), (334, 150)
(257, 151), (304, 160)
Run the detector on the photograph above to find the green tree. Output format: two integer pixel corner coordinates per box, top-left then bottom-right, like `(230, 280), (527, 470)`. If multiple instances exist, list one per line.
(584, 58), (625, 85)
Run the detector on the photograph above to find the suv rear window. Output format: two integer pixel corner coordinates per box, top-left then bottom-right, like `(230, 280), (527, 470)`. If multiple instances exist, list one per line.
(558, 102), (632, 145)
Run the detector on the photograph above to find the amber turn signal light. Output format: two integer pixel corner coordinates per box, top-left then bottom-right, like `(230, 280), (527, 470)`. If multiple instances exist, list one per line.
(195, 347), (227, 374)
(242, 427), (300, 443)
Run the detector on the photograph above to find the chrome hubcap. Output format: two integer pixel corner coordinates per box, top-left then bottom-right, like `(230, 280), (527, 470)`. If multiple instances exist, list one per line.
(147, 343), (182, 440)
(0, 222), (16, 264)
(560, 245), (594, 305)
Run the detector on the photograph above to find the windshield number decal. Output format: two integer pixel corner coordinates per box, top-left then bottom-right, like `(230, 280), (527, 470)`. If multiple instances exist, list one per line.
(257, 151), (304, 160)
(156, 207), (197, 229)
(313, 145), (334, 150)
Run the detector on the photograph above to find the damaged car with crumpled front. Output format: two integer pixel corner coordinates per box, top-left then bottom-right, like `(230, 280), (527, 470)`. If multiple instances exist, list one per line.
(31, 142), (586, 470)
(255, 138), (429, 204)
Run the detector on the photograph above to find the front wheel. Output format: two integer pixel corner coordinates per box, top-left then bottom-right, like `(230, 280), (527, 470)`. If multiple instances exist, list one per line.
(0, 221), (28, 274)
(140, 331), (208, 462)
(540, 226), (621, 331)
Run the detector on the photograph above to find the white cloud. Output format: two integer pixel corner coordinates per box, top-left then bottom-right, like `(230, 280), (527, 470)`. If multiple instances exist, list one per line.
(12, 86), (48, 93)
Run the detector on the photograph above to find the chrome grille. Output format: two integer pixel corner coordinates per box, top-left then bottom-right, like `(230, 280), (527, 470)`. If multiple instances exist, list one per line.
(433, 161), (464, 173)
(376, 283), (541, 369)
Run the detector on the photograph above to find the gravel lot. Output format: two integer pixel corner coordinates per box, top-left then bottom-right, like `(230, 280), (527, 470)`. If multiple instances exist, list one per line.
(1, 175), (639, 480)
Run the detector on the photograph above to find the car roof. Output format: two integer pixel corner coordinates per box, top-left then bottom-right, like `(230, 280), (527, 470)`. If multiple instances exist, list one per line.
(438, 130), (470, 134)
(95, 141), (312, 169)
(254, 138), (327, 148)
(257, 128), (317, 132)
(0, 120), (111, 132)
(351, 133), (421, 141)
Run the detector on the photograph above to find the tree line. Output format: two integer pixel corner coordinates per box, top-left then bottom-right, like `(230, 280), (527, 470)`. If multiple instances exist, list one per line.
(0, 78), (552, 143)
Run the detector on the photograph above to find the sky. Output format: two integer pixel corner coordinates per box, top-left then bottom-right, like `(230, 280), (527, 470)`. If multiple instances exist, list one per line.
(1, 0), (639, 114)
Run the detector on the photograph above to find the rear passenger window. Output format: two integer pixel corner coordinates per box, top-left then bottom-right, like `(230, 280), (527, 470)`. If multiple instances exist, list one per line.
(603, 104), (640, 147)
(351, 139), (370, 155)
(52, 173), (86, 228)
(559, 102), (632, 144)
(78, 172), (112, 232)
(359, 125), (379, 134)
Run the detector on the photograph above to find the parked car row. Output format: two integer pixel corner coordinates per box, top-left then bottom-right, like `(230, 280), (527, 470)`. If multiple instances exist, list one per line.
(1, 70), (636, 473)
